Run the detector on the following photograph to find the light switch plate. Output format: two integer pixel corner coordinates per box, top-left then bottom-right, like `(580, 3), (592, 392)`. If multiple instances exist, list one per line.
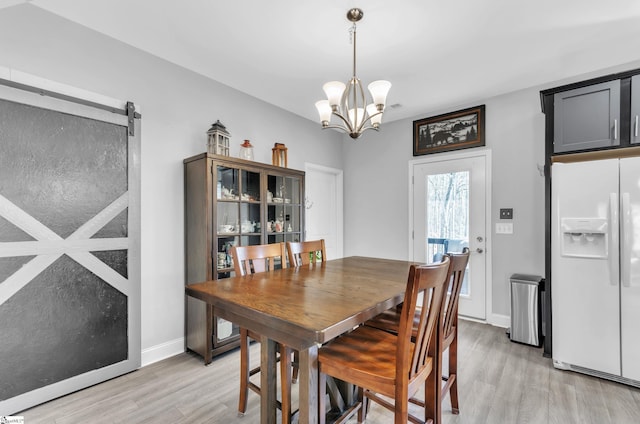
(496, 223), (513, 234)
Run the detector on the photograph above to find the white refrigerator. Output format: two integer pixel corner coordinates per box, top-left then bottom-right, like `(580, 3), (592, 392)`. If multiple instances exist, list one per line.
(552, 157), (640, 386)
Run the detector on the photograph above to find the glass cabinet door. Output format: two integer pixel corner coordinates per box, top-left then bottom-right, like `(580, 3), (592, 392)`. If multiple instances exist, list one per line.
(215, 166), (240, 277)
(266, 173), (302, 245)
(239, 169), (262, 247)
(214, 317), (240, 345)
(214, 165), (265, 278)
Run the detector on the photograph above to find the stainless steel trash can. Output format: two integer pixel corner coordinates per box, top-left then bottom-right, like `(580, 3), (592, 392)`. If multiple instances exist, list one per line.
(509, 273), (543, 346)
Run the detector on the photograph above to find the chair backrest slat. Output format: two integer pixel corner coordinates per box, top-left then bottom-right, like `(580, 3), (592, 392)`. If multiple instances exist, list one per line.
(442, 248), (470, 340)
(396, 258), (450, 383)
(231, 243), (287, 276)
(286, 239), (326, 266)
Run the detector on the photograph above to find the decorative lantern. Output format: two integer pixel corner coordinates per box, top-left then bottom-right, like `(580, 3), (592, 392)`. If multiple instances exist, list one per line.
(272, 143), (288, 167)
(206, 120), (230, 156)
(239, 140), (254, 161)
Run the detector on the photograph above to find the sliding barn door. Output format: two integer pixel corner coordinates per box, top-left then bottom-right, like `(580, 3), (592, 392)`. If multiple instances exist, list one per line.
(0, 83), (140, 414)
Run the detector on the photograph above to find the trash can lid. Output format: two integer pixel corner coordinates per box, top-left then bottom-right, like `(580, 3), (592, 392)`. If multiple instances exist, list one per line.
(510, 273), (542, 284)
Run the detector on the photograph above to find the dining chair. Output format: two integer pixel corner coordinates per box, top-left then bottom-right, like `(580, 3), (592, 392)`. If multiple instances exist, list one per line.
(285, 239), (326, 384)
(317, 258), (451, 424)
(286, 239), (326, 266)
(231, 242), (296, 423)
(365, 248), (470, 417)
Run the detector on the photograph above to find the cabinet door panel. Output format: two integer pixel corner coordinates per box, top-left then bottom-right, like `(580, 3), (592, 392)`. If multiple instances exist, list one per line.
(631, 75), (640, 145)
(553, 80), (620, 153)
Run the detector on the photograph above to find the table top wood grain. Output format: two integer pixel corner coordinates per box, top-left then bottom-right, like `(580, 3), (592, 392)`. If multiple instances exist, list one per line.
(185, 256), (418, 350)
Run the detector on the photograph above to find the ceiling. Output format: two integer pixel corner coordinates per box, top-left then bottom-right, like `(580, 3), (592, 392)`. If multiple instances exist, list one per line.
(9, 0), (640, 124)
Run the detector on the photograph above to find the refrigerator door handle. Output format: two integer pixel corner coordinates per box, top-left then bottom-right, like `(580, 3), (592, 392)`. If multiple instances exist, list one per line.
(621, 192), (631, 287)
(610, 193), (620, 286)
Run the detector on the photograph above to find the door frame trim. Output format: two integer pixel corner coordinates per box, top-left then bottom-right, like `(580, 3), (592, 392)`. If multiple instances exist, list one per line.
(408, 148), (492, 323)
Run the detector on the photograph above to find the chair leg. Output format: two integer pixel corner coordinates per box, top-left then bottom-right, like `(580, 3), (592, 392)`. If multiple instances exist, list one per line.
(292, 350), (299, 383)
(394, 388), (409, 424)
(356, 387), (367, 423)
(280, 345), (293, 424)
(238, 327), (250, 415)
(319, 372), (327, 424)
(449, 334), (459, 414)
(425, 364), (437, 424)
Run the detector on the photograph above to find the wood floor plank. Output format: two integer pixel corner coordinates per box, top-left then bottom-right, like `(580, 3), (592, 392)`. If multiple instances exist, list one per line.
(575, 374), (614, 424)
(516, 345), (550, 424)
(19, 321), (640, 424)
(548, 372), (579, 424)
(600, 379), (640, 423)
(485, 342), (527, 423)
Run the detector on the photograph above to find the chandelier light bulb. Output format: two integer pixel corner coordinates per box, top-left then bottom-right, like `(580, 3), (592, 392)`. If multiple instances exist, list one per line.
(348, 107), (365, 128)
(315, 100), (332, 125)
(368, 80), (392, 109)
(323, 81), (346, 108)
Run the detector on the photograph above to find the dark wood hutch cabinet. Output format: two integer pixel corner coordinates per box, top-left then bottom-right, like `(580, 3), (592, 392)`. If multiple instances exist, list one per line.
(184, 153), (305, 363)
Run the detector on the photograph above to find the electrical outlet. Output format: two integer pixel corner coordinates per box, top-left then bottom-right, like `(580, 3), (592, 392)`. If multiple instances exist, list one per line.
(500, 208), (513, 219)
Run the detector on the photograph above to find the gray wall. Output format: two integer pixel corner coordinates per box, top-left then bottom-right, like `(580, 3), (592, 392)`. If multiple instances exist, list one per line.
(341, 66), (640, 320)
(0, 4), (343, 364)
(341, 87), (547, 320)
(2, 3), (640, 354)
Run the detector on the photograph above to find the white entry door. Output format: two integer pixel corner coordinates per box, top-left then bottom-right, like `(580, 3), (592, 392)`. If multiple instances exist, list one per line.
(411, 151), (489, 320)
(304, 163), (343, 260)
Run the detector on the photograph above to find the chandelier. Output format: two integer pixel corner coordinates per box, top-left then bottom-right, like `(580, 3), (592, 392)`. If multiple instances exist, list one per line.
(315, 8), (391, 139)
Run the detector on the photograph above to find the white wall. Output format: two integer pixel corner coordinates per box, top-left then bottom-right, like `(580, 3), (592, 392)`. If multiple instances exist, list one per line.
(0, 4), (343, 364)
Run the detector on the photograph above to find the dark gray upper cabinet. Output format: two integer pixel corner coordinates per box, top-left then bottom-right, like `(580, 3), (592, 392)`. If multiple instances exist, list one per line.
(631, 75), (640, 145)
(553, 80), (621, 153)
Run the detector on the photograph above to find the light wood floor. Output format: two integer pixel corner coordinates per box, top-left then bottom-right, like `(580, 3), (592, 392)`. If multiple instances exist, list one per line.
(21, 321), (640, 423)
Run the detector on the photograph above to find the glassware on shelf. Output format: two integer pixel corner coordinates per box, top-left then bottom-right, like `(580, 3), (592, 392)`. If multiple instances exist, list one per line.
(239, 140), (254, 161)
(217, 252), (226, 268)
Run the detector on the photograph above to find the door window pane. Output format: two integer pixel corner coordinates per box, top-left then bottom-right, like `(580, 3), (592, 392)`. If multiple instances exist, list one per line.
(426, 171), (471, 295)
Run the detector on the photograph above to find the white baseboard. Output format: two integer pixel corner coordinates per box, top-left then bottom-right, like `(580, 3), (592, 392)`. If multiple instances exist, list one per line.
(489, 313), (510, 328)
(459, 313), (510, 329)
(141, 337), (185, 367)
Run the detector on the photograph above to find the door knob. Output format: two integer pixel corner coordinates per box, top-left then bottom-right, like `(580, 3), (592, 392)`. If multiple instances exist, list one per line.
(476, 248), (484, 254)
(476, 236), (483, 242)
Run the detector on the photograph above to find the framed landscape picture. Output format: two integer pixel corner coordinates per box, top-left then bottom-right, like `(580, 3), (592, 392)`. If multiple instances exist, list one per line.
(413, 105), (485, 156)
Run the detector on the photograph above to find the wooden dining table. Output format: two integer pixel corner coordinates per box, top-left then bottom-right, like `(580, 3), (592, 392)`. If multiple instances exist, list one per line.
(185, 256), (420, 424)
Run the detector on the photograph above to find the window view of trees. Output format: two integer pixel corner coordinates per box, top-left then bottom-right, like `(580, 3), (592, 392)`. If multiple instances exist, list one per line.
(426, 171), (469, 262)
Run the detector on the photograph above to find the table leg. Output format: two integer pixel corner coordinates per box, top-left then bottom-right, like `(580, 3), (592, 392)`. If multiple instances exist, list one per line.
(298, 344), (319, 424)
(260, 336), (277, 424)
